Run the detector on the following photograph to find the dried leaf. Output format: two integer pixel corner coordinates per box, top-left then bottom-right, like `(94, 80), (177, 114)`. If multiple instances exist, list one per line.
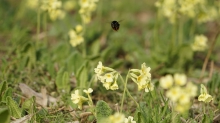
(19, 83), (57, 107)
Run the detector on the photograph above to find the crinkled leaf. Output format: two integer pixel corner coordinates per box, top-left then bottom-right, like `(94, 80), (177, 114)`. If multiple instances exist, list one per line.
(96, 100), (112, 123)
(2, 87), (12, 102)
(6, 96), (22, 118)
(0, 81), (8, 101)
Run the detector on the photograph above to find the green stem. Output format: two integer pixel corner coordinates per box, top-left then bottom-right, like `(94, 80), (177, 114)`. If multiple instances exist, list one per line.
(153, 9), (160, 47)
(178, 18), (183, 45)
(43, 13), (48, 47)
(119, 71), (139, 113)
(37, 8), (41, 44)
(190, 19), (196, 38)
(171, 22), (176, 49)
(119, 73), (128, 113)
(82, 23), (86, 57)
(203, 103), (206, 114)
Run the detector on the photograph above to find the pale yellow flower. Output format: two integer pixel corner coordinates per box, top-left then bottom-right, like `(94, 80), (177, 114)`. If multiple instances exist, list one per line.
(130, 63), (153, 92)
(166, 86), (182, 102)
(76, 25), (83, 33)
(124, 116), (136, 123)
(63, 0), (76, 11)
(198, 84), (213, 103)
(94, 61), (104, 75)
(178, 93), (190, 104)
(175, 103), (190, 113)
(40, 0), (65, 20)
(104, 73), (114, 83)
(174, 73), (187, 86)
(197, 7), (218, 23)
(78, 0), (99, 24)
(49, 9), (65, 21)
(103, 82), (111, 90)
(26, 0), (39, 9)
(69, 28), (84, 47)
(191, 35), (208, 51)
(71, 90), (88, 109)
(159, 75), (173, 89)
(69, 35), (84, 47)
(110, 81), (119, 90)
(94, 61), (119, 90)
(83, 88), (93, 94)
(185, 82), (198, 97)
(145, 82), (154, 93)
(108, 113), (125, 123)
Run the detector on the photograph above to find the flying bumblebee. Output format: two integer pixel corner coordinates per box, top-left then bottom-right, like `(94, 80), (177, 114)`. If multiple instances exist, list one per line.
(111, 20), (121, 31)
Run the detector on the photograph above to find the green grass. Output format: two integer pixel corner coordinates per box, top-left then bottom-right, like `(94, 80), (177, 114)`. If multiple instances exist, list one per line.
(0, 0), (220, 122)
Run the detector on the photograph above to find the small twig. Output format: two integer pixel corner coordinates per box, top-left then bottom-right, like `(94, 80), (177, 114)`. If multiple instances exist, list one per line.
(49, 106), (65, 114)
(201, 30), (220, 78)
(80, 112), (93, 118)
(209, 61), (214, 79)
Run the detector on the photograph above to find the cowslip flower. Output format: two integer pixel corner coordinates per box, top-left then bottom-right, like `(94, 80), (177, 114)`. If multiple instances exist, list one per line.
(166, 86), (182, 102)
(83, 88), (93, 107)
(69, 25), (84, 47)
(174, 73), (187, 86)
(130, 63), (153, 92)
(191, 35), (208, 52)
(71, 90), (88, 109)
(94, 61), (104, 75)
(145, 82), (154, 93)
(110, 81), (119, 90)
(160, 74), (198, 113)
(94, 61), (119, 90)
(41, 0), (65, 21)
(159, 75), (173, 89)
(78, 0), (99, 24)
(108, 113), (125, 123)
(185, 82), (198, 97)
(175, 103), (190, 114)
(124, 116), (136, 123)
(83, 88), (93, 94)
(198, 84), (213, 103)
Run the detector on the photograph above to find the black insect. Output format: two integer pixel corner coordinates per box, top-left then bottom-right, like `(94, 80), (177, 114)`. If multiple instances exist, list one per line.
(111, 20), (120, 31)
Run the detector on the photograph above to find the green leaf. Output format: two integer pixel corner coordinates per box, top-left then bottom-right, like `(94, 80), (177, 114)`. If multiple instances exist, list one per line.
(6, 96), (22, 118)
(0, 106), (10, 123)
(0, 81), (8, 101)
(76, 61), (88, 90)
(72, 52), (84, 74)
(22, 97), (34, 110)
(22, 97), (36, 122)
(61, 71), (70, 93)
(95, 100), (112, 123)
(2, 87), (12, 102)
(202, 113), (213, 123)
(55, 68), (70, 94)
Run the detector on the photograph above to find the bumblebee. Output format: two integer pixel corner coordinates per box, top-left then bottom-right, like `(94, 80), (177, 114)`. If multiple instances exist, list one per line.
(111, 20), (120, 31)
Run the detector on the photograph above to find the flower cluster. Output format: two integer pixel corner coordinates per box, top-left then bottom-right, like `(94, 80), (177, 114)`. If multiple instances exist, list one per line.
(198, 84), (213, 103)
(79, 0), (99, 24)
(124, 116), (136, 123)
(68, 25), (84, 47)
(155, 0), (177, 23)
(191, 35), (208, 52)
(71, 88), (93, 109)
(40, 0), (65, 21)
(155, 0), (220, 24)
(130, 63), (154, 92)
(159, 73), (198, 113)
(25, 0), (66, 20)
(102, 113), (136, 123)
(94, 61), (119, 90)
